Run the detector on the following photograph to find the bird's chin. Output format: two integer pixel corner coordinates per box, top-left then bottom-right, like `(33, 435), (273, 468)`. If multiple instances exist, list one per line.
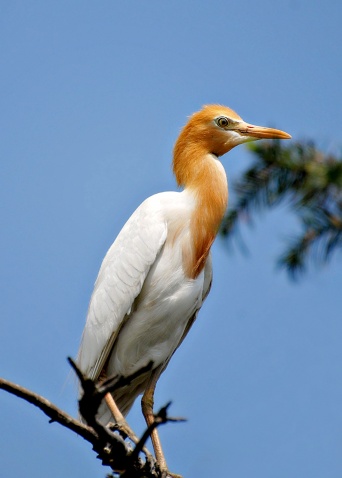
(223, 131), (250, 150)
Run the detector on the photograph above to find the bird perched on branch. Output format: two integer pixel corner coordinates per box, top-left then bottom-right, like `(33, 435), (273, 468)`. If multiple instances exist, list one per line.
(78, 105), (291, 475)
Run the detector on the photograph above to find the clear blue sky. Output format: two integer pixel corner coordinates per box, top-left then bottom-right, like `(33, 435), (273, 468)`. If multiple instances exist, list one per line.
(1, 1), (342, 477)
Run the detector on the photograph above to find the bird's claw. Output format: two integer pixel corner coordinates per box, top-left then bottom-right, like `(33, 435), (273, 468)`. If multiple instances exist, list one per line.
(161, 472), (183, 478)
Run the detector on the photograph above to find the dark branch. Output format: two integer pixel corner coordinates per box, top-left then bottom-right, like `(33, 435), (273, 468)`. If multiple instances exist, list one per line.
(1, 359), (185, 477)
(67, 357), (153, 426)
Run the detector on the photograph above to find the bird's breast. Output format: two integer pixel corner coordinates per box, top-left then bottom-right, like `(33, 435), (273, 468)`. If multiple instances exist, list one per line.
(106, 232), (206, 378)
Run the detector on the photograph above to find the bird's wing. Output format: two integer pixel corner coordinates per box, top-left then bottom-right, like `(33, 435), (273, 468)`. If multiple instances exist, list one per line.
(78, 196), (168, 381)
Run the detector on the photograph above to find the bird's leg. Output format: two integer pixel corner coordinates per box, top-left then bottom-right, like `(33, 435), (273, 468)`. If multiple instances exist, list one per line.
(141, 367), (182, 478)
(141, 384), (165, 469)
(105, 393), (138, 440)
(105, 393), (154, 464)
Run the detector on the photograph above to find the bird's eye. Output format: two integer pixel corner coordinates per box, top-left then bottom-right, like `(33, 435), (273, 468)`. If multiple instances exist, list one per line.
(216, 116), (230, 128)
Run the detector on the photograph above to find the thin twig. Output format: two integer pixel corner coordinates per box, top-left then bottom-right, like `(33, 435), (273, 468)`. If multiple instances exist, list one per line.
(129, 402), (186, 464)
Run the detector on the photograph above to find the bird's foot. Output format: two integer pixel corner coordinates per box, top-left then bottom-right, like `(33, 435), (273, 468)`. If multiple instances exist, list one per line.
(109, 419), (139, 442)
(157, 462), (182, 478)
(160, 471), (183, 478)
(108, 420), (153, 461)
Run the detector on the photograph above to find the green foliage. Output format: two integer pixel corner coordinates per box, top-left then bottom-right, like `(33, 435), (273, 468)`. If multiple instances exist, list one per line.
(220, 140), (342, 277)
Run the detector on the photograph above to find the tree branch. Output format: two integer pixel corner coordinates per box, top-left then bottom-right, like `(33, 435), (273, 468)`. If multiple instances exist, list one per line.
(0, 359), (185, 477)
(0, 377), (97, 444)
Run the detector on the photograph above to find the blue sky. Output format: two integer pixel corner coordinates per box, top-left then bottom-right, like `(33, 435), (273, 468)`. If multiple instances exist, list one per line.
(1, 1), (342, 477)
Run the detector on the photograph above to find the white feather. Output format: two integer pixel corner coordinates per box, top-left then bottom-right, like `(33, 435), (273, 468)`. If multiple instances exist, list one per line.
(78, 189), (212, 422)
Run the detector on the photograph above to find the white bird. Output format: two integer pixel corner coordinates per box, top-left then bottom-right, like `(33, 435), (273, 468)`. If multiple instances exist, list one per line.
(78, 105), (291, 475)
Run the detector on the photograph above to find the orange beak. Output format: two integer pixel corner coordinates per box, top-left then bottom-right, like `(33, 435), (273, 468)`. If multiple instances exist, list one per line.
(237, 122), (292, 140)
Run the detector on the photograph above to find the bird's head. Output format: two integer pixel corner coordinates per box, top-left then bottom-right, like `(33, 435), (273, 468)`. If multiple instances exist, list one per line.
(173, 104), (291, 186)
(174, 104), (291, 158)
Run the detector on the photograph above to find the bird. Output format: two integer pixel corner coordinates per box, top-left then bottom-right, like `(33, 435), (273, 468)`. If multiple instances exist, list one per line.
(77, 104), (291, 476)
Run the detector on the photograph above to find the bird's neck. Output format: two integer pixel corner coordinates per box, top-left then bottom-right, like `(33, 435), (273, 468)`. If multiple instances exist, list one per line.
(173, 143), (228, 279)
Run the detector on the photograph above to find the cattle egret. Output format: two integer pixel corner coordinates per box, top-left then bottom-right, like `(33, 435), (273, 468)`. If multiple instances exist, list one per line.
(78, 105), (291, 475)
